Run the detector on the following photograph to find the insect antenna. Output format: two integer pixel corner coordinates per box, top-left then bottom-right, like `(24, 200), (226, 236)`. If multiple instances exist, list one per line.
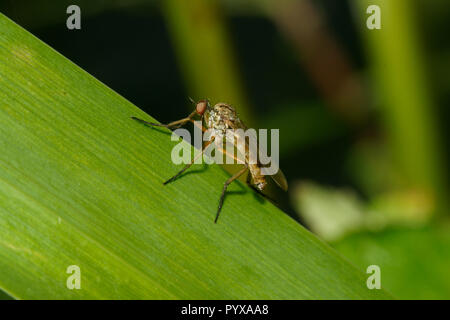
(188, 96), (196, 105)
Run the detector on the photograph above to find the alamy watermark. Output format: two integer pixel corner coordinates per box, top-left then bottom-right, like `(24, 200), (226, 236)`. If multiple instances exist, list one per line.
(170, 121), (280, 176)
(366, 5), (381, 30)
(66, 265), (81, 290)
(366, 265), (381, 289)
(66, 5), (81, 30)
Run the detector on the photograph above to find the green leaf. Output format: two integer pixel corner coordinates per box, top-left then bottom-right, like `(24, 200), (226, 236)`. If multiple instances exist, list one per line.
(0, 288), (13, 300)
(333, 224), (450, 299)
(0, 14), (391, 299)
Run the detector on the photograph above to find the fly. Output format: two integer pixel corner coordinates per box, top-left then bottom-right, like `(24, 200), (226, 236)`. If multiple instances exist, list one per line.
(132, 99), (288, 223)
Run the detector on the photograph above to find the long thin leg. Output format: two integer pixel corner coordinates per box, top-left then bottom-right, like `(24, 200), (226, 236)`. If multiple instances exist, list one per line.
(163, 138), (214, 185)
(132, 110), (197, 129)
(215, 165), (248, 223)
(246, 171), (252, 185)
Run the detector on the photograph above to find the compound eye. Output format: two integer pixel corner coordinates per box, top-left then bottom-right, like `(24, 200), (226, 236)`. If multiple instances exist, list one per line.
(196, 100), (208, 115)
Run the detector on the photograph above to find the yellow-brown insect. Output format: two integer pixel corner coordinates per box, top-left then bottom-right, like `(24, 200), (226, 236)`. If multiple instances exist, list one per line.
(132, 99), (288, 223)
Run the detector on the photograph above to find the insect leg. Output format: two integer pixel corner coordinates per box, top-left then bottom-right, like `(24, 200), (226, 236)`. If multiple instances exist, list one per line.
(163, 138), (214, 185)
(246, 171), (252, 185)
(132, 110), (197, 129)
(215, 165), (248, 223)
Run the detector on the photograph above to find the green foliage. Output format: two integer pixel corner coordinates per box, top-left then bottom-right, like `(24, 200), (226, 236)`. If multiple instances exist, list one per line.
(333, 224), (450, 299)
(0, 14), (391, 299)
(294, 182), (433, 242)
(295, 182), (450, 299)
(353, 0), (447, 213)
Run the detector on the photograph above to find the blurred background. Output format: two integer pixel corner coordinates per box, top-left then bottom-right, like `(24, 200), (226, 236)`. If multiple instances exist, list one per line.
(1, 0), (449, 299)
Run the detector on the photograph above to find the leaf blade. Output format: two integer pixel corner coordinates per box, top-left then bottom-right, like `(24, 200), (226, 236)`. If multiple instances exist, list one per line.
(0, 14), (391, 300)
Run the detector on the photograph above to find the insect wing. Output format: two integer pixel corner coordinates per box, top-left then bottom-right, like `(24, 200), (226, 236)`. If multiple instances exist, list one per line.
(269, 168), (288, 191)
(233, 127), (289, 192)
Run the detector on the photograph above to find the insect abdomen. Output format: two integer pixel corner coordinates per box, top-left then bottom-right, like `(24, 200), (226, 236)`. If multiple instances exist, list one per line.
(249, 164), (266, 191)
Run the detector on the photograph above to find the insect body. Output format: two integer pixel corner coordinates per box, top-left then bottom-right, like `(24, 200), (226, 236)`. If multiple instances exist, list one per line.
(132, 99), (288, 223)
(205, 103), (267, 192)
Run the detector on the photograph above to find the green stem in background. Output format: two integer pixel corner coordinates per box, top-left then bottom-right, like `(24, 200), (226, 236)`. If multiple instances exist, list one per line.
(0, 14), (391, 299)
(161, 0), (252, 124)
(352, 0), (447, 215)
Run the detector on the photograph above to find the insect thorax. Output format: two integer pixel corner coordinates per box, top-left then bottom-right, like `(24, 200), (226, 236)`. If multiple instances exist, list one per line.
(206, 103), (243, 137)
